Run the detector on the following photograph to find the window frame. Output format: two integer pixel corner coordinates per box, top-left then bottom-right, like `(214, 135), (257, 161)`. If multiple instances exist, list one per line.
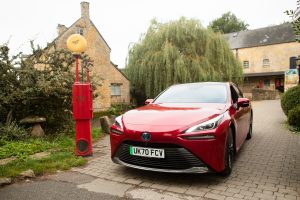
(243, 60), (249, 68)
(76, 28), (84, 35)
(110, 84), (121, 96)
(263, 58), (270, 67)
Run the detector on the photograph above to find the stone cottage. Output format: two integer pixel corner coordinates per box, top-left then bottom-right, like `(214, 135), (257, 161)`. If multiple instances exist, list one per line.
(48, 2), (130, 111)
(224, 23), (300, 99)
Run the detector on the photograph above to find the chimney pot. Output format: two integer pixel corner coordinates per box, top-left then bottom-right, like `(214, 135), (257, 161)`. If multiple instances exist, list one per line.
(57, 24), (67, 36)
(81, 2), (90, 19)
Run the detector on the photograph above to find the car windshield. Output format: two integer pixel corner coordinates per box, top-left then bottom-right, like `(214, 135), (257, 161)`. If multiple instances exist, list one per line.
(153, 84), (227, 103)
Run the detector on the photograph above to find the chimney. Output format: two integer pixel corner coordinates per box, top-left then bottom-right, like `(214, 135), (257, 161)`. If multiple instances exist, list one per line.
(81, 2), (90, 19)
(57, 24), (67, 36)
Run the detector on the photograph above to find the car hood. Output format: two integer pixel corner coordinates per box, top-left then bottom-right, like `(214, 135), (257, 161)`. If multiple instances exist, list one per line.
(122, 103), (227, 127)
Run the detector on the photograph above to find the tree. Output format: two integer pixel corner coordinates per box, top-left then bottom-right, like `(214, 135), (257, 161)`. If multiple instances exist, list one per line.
(125, 18), (243, 105)
(0, 43), (93, 133)
(208, 12), (248, 34)
(285, 0), (300, 41)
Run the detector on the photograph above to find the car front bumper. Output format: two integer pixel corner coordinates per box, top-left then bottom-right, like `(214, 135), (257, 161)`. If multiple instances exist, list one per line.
(112, 157), (210, 173)
(110, 120), (230, 173)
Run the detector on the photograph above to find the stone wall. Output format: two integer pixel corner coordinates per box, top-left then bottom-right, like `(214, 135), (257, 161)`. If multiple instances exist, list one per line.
(233, 42), (300, 74)
(252, 88), (280, 101)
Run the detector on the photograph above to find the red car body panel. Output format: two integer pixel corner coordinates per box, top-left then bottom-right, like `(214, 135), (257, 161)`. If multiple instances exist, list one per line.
(110, 82), (252, 173)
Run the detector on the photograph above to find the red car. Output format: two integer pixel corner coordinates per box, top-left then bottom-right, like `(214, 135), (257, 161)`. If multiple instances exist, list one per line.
(110, 82), (252, 176)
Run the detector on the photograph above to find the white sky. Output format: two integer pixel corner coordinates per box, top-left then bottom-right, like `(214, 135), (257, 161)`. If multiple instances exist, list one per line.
(0, 0), (296, 68)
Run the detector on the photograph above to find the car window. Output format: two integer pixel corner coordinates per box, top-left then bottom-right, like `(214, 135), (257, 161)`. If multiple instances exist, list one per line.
(230, 85), (239, 103)
(154, 84), (227, 103)
(232, 85), (243, 98)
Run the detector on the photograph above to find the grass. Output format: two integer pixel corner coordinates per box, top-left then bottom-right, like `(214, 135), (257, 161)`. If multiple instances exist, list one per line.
(0, 128), (103, 178)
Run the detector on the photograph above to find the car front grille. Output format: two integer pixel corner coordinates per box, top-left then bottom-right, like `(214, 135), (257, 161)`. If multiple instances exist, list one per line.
(114, 141), (206, 170)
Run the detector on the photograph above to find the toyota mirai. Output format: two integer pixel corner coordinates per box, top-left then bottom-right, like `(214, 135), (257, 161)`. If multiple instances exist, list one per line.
(110, 82), (252, 176)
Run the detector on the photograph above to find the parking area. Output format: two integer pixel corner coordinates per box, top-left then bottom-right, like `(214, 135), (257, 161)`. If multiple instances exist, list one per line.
(72, 100), (300, 200)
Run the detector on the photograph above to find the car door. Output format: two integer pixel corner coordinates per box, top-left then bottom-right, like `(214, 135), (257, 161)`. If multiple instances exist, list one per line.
(230, 85), (244, 150)
(232, 85), (251, 145)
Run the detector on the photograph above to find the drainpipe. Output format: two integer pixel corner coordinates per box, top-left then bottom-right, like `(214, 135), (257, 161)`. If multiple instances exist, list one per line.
(235, 48), (239, 59)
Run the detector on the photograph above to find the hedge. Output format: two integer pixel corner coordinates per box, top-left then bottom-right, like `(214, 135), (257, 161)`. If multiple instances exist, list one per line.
(281, 85), (300, 116)
(288, 105), (300, 128)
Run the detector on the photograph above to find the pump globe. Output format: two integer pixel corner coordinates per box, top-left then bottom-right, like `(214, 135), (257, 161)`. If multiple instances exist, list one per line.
(67, 34), (87, 53)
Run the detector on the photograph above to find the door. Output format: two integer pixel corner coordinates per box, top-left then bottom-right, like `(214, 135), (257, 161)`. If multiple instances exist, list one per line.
(230, 85), (251, 150)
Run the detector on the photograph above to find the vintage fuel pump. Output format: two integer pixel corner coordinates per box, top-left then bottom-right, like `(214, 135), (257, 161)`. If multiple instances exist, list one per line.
(67, 34), (93, 156)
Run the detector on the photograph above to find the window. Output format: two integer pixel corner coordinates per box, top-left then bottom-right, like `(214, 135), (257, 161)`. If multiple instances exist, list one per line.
(153, 84), (227, 103)
(77, 28), (84, 35)
(230, 85), (239, 103)
(264, 79), (270, 87)
(111, 84), (121, 96)
(263, 59), (270, 67)
(243, 61), (249, 68)
(232, 84), (244, 98)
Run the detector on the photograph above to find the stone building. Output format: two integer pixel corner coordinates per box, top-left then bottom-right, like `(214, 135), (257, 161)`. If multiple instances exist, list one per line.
(48, 2), (130, 111)
(224, 23), (300, 99)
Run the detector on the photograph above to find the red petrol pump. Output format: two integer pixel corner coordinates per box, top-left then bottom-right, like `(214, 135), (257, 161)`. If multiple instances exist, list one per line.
(67, 34), (93, 156)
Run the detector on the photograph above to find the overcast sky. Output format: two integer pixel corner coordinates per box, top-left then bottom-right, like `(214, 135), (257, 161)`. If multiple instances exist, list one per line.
(0, 0), (296, 68)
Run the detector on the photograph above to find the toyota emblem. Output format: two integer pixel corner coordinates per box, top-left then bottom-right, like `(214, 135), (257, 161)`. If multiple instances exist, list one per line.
(141, 132), (151, 141)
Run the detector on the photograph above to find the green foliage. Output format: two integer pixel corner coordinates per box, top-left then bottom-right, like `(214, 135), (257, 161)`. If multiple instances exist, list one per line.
(0, 139), (52, 159)
(108, 104), (135, 116)
(0, 122), (29, 141)
(0, 43), (93, 134)
(0, 152), (86, 178)
(285, 1), (300, 41)
(0, 128), (102, 178)
(281, 85), (300, 116)
(126, 18), (243, 104)
(288, 105), (300, 127)
(92, 128), (102, 143)
(93, 103), (135, 118)
(208, 12), (248, 34)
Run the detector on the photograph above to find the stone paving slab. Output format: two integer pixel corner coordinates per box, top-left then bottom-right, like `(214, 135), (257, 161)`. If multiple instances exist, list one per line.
(72, 100), (300, 200)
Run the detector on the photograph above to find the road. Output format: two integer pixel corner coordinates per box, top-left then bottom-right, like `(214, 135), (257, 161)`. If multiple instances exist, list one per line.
(0, 100), (299, 200)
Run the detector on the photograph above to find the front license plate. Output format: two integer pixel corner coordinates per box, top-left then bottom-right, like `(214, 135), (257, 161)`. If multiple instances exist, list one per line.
(129, 146), (165, 158)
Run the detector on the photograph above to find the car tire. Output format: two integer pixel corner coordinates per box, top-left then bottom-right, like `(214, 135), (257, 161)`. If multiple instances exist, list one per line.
(246, 115), (253, 140)
(221, 129), (234, 176)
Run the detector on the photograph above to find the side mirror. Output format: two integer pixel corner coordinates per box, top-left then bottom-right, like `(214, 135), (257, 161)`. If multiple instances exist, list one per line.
(145, 99), (153, 105)
(237, 98), (250, 108)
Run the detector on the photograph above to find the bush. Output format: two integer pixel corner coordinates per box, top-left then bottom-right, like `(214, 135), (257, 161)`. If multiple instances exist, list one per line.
(281, 85), (300, 116)
(0, 44), (94, 134)
(0, 122), (29, 142)
(108, 104), (135, 116)
(93, 104), (135, 118)
(288, 105), (300, 128)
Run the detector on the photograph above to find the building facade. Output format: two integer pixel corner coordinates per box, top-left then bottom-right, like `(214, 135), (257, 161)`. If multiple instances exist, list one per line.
(224, 23), (300, 98)
(50, 2), (130, 111)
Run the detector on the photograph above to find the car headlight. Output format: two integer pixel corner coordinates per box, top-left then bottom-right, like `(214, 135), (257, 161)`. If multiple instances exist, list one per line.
(111, 115), (123, 135)
(185, 114), (224, 133)
(114, 115), (123, 129)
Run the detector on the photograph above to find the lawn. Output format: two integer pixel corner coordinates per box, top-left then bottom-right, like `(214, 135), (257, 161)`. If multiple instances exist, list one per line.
(0, 128), (103, 178)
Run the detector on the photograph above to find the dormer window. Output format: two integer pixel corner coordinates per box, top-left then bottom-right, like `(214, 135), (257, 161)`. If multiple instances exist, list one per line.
(243, 61), (249, 68)
(263, 59), (270, 67)
(77, 28), (84, 35)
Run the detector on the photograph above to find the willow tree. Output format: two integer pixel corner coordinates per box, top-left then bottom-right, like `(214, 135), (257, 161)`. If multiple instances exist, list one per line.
(125, 18), (243, 104)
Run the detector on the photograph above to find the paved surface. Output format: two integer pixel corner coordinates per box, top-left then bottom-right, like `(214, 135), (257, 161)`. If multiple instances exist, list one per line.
(1, 100), (299, 200)
(0, 172), (125, 200)
(73, 100), (300, 200)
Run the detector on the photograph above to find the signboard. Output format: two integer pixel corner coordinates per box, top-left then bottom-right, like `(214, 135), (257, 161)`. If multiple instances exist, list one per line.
(284, 69), (299, 91)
